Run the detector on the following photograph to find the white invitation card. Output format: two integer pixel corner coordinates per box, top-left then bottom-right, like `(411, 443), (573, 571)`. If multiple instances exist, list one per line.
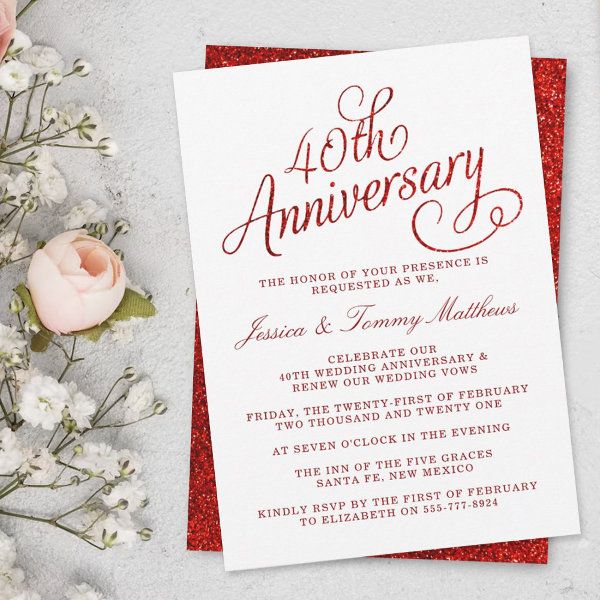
(174, 36), (579, 570)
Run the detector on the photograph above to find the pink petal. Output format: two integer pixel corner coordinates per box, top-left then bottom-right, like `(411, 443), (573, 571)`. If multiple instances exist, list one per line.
(43, 230), (86, 266)
(79, 271), (127, 329)
(0, 1), (16, 61)
(27, 250), (86, 334)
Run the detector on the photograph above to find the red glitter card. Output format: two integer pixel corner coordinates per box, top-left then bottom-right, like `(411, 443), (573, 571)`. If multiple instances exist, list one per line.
(186, 46), (567, 565)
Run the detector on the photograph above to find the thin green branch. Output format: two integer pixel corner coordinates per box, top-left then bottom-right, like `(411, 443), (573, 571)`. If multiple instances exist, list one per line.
(17, 0), (41, 19)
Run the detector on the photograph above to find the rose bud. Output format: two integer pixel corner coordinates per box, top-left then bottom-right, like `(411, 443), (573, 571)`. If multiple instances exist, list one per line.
(27, 229), (126, 334)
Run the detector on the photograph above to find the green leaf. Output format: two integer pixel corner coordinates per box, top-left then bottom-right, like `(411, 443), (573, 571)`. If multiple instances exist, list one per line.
(14, 283), (42, 330)
(74, 322), (110, 342)
(110, 288), (156, 321)
(14, 283), (55, 352)
(30, 331), (52, 352)
(72, 289), (156, 342)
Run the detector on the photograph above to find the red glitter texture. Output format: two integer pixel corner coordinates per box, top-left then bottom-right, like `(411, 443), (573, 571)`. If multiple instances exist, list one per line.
(187, 46), (566, 564)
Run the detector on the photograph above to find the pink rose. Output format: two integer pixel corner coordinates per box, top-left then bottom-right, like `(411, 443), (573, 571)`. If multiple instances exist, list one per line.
(0, 0), (16, 61)
(27, 230), (126, 334)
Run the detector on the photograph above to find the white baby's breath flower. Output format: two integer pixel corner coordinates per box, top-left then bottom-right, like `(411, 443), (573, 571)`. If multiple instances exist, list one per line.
(56, 104), (104, 144)
(19, 375), (69, 430)
(0, 564), (25, 598)
(123, 378), (154, 421)
(19, 447), (60, 485)
(64, 381), (96, 430)
(0, 530), (17, 570)
(44, 66), (63, 86)
(97, 137), (118, 157)
(19, 45), (63, 74)
(12, 367), (42, 397)
(42, 106), (58, 123)
(109, 319), (138, 345)
(33, 166), (68, 206)
(0, 61), (32, 93)
(63, 199), (107, 229)
(65, 582), (105, 600)
(90, 512), (138, 548)
(25, 146), (53, 174)
(0, 174), (11, 202)
(72, 59), (92, 77)
(117, 449), (142, 477)
(6, 31), (33, 57)
(72, 442), (120, 479)
(0, 428), (25, 476)
(0, 324), (26, 367)
(0, 230), (30, 264)
(105, 477), (146, 512)
(6, 171), (34, 202)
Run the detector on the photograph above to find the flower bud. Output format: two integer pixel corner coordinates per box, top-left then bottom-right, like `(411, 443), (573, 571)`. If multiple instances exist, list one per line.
(23, 320), (40, 334)
(5, 351), (23, 367)
(138, 528), (152, 541)
(123, 366), (137, 381)
(36, 240), (46, 249)
(44, 68), (63, 86)
(102, 484), (113, 495)
(73, 444), (83, 455)
(117, 499), (129, 510)
(114, 219), (130, 235)
(42, 106), (58, 123)
(63, 416), (77, 433)
(102, 529), (119, 548)
(152, 401), (167, 416)
(70, 475), (80, 486)
(21, 196), (38, 213)
(140, 498), (149, 509)
(9, 296), (24, 313)
(97, 138), (118, 157)
(113, 249), (124, 261)
(7, 31), (32, 57)
(119, 459), (135, 477)
(73, 58), (92, 77)
(94, 222), (108, 236)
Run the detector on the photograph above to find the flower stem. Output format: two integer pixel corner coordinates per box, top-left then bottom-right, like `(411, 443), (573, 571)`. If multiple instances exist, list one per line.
(0, 507), (105, 550)
(2, 93), (15, 140)
(17, 0), (41, 19)
(0, 380), (12, 427)
(35, 83), (49, 142)
(47, 143), (98, 150)
(19, 76), (38, 139)
(57, 336), (78, 382)
(93, 394), (125, 426)
(93, 376), (124, 420)
(95, 414), (154, 429)
(0, 477), (20, 499)
(3, 210), (27, 265)
(0, 507), (51, 524)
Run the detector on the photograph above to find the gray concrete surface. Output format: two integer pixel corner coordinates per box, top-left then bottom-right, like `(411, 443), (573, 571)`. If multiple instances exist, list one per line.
(1, 0), (599, 598)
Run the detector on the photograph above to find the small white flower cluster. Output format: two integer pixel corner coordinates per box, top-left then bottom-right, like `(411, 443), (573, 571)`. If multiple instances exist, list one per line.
(0, 31), (119, 268)
(62, 198), (107, 229)
(0, 529), (40, 600)
(0, 321), (165, 553)
(0, 528), (107, 599)
(0, 323), (27, 372)
(1, 32), (90, 92)
(1, 17), (158, 596)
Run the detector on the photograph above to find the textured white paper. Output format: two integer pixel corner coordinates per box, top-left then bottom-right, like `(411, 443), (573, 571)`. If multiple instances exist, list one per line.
(174, 37), (579, 570)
